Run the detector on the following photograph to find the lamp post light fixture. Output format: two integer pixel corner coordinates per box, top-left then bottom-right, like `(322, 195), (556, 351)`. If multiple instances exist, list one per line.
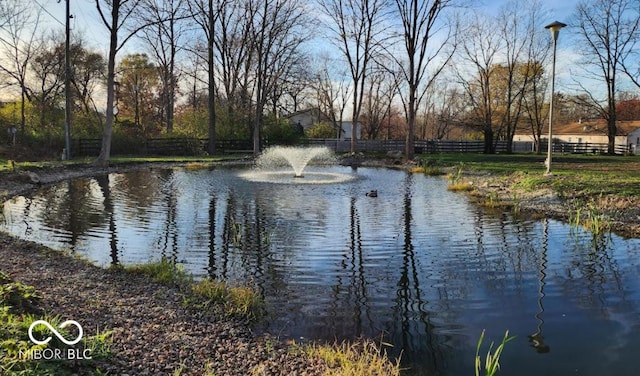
(544, 21), (566, 176)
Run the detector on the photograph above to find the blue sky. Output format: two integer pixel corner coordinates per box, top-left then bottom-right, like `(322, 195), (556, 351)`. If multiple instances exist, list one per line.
(40, 0), (581, 52)
(37, 0), (587, 95)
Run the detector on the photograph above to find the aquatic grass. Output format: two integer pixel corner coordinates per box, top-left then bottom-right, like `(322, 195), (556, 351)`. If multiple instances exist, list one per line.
(302, 338), (401, 376)
(120, 259), (264, 320)
(447, 182), (474, 192)
(189, 279), (264, 321)
(511, 172), (549, 192)
(568, 199), (613, 237)
(410, 164), (444, 176)
(423, 166), (445, 176)
(122, 257), (192, 287)
(475, 330), (515, 376)
(448, 162), (465, 185)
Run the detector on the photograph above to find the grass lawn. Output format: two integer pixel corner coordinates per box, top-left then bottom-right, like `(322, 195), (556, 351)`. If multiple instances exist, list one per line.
(420, 153), (640, 199)
(0, 155), (247, 173)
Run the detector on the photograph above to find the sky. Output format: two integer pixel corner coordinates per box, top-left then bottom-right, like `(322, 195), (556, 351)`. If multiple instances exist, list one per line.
(35, 0), (587, 96)
(39, 0), (581, 51)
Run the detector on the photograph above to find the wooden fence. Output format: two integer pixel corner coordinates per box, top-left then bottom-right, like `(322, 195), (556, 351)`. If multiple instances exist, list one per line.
(74, 138), (253, 157)
(74, 137), (632, 157)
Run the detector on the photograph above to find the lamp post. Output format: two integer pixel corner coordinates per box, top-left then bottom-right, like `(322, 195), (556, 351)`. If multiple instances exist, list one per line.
(544, 21), (566, 176)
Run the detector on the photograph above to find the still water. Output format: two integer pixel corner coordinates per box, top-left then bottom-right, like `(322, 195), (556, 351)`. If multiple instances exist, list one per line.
(2, 166), (640, 375)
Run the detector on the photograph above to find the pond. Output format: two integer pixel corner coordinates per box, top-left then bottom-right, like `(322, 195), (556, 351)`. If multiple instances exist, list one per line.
(2, 166), (640, 375)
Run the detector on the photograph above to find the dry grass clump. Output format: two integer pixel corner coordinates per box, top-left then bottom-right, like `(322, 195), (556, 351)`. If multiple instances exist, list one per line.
(302, 339), (401, 376)
(448, 182), (474, 192)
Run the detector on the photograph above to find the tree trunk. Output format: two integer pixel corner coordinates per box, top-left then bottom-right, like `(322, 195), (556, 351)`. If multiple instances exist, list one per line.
(96, 2), (119, 167)
(207, 0), (216, 155)
(607, 116), (617, 154)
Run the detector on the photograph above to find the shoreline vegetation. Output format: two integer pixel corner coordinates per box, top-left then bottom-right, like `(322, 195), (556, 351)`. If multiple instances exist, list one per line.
(1, 152), (639, 375)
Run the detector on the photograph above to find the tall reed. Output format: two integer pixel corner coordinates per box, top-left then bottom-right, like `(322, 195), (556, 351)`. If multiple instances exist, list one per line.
(475, 330), (515, 376)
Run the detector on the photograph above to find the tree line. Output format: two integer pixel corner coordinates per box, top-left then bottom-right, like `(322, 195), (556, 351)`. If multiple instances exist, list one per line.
(1, 0), (640, 163)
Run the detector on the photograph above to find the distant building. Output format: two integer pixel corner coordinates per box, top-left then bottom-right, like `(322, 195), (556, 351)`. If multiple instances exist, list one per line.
(514, 120), (640, 153)
(285, 108), (361, 140)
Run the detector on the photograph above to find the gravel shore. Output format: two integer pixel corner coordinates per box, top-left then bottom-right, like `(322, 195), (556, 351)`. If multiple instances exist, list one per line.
(0, 233), (327, 375)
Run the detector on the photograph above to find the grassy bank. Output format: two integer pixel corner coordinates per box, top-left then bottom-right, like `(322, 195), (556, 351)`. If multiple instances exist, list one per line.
(420, 153), (640, 199)
(0, 155), (246, 173)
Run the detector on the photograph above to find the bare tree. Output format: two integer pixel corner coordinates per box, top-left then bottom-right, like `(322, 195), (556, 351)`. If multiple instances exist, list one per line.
(456, 12), (502, 153)
(392, 0), (456, 160)
(139, 0), (192, 134)
(573, 0), (640, 154)
(31, 33), (65, 132)
(361, 61), (400, 140)
(318, 0), (390, 153)
(420, 81), (464, 140)
(269, 53), (311, 115)
(211, 0), (254, 126)
(495, 0), (549, 153)
(68, 39), (106, 126)
(0, 0), (42, 135)
(522, 61), (549, 152)
(247, 0), (309, 156)
(95, 0), (150, 166)
(188, 0), (221, 154)
(311, 54), (352, 138)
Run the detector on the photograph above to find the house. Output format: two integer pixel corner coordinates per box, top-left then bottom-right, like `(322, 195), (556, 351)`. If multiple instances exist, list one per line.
(514, 120), (640, 153)
(285, 108), (329, 132)
(285, 108), (361, 140)
(338, 120), (362, 140)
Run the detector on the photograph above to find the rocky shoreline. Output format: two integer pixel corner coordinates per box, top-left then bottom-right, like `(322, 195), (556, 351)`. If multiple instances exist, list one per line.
(458, 171), (640, 238)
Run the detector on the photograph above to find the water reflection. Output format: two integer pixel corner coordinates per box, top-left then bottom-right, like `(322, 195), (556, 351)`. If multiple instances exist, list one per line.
(529, 218), (550, 354)
(2, 167), (640, 376)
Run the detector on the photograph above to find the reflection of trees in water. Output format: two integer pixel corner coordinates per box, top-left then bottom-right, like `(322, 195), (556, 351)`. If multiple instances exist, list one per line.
(207, 195), (217, 279)
(471, 209), (540, 293)
(109, 170), (167, 216)
(158, 173), (178, 263)
(8, 168), (640, 375)
(34, 179), (106, 244)
(529, 218), (550, 354)
(392, 173), (446, 371)
(562, 230), (630, 317)
(95, 175), (119, 266)
(212, 192), (272, 284)
(344, 195), (370, 336)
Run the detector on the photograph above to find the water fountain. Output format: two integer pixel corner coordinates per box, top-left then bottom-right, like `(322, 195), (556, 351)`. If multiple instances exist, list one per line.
(239, 145), (357, 184)
(257, 146), (334, 177)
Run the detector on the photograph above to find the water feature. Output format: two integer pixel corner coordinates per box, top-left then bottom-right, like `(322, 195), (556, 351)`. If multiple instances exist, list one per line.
(2, 166), (640, 375)
(257, 145), (336, 177)
(239, 146), (354, 184)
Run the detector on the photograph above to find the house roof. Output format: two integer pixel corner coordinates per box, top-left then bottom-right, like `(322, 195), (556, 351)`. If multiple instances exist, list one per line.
(284, 108), (330, 121)
(529, 120), (640, 136)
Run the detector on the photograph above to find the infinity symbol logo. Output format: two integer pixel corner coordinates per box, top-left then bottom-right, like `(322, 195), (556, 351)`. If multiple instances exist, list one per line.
(28, 320), (84, 346)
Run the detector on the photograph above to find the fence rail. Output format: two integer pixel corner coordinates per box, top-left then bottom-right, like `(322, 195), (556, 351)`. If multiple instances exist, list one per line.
(74, 137), (632, 157)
